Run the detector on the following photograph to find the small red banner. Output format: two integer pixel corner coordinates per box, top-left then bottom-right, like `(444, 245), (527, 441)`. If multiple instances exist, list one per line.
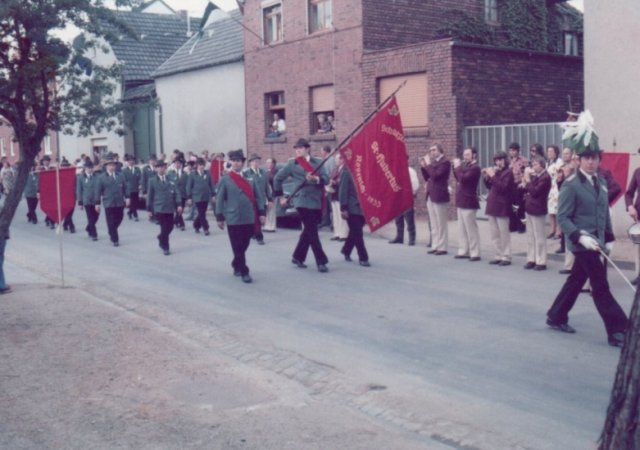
(600, 152), (630, 206)
(339, 96), (413, 232)
(210, 160), (225, 184)
(39, 167), (76, 223)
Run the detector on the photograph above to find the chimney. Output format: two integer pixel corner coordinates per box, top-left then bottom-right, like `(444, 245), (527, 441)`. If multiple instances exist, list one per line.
(177, 9), (188, 20)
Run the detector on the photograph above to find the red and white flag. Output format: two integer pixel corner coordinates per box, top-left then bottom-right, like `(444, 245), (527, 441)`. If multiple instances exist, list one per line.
(339, 96), (413, 232)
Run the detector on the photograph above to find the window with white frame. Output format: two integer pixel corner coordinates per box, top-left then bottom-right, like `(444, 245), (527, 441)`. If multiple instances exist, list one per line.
(265, 91), (286, 137)
(484, 0), (498, 24)
(564, 31), (579, 56)
(263, 2), (282, 45)
(309, 0), (332, 34)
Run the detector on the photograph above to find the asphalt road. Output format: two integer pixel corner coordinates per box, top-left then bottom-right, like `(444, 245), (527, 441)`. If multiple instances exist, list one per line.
(3, 201), (635, 449)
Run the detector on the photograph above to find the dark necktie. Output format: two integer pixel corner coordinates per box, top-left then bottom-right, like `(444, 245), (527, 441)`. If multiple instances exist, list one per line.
(592, 176), (599, 195)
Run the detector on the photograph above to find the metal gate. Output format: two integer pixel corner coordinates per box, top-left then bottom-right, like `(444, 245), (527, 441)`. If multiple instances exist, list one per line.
(462, 122), (565, 217)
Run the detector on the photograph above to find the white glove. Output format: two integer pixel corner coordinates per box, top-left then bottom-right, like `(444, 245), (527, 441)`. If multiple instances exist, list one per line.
(578, 235), (600, 251)
(605, 242), (614, 254)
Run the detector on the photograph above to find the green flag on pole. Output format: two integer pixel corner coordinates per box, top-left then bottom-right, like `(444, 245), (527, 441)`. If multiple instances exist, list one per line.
(189, 1), (220, 54)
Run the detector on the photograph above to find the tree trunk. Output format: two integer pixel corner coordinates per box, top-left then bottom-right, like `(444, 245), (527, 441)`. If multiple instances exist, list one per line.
(599, 287), (640, 449)
(0, 145), (40, 239)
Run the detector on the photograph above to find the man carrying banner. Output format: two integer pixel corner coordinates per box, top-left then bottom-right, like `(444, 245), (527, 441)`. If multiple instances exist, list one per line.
(215, 150), (266, 283)
(96, 156), (129, 247)
(77, 159), (100, 241)
(274, 138), (330, 273)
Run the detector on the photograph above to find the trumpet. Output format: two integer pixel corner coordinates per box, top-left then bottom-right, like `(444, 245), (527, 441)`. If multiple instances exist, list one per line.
(482, 166), (497, 177)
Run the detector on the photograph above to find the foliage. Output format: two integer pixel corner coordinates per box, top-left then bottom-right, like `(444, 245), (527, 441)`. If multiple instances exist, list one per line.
(438, 0), (582, 55)
(0, 0), (138, 235)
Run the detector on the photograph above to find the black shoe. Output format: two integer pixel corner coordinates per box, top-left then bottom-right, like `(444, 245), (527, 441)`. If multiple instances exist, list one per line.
(257, 240), (265, 245)
(234, 270), (241, 277)
(180, 226), (185, 231)
(524, 261), (536, 270)
(469, 256), (481, 262)
(330, 236), (341, 241)
(454, 254), (470, 259)
(489, 259), (501, 265)
(608, 332), (625, 347)
(317, 264), (329, 273)
(92, 236), (98, 241)
(546, 319), (576, 334)
(631, 276), (640, 286)
(241, 274), (253, 283)
(408, 240), (415, 246)
(534, 265), (547, 271)
(134, 217), (139, 222)
(388, 238), (403, 244)
(427, 249), (437, 254)
(555, 248), (565, 254)
(113, 241), (119, 247)
(0, 286), (12, 294)
(69, 227), (76, 234)
(204, 230), (210, 236)
(343, 254), (352, 262)
(498, 260), (511, 266)
(292, 258), (307, 269)
(163, 249), (170, 256)
(195, 229), (200, 234)
(558, 269), (571, 275)
(435, 250), (448, 255)
(359, 260), (371, 267)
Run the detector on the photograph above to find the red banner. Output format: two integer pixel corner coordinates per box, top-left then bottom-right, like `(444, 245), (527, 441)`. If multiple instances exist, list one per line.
(210, 160), (225, 184)
(339, 96), (413, 232)
(39, 167), (76, 223)
(601, 152), (630, 206)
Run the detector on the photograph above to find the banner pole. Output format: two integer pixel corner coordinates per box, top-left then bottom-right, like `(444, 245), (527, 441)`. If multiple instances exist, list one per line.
(285, 79), (408, 200)
(55, 165), (65, 287)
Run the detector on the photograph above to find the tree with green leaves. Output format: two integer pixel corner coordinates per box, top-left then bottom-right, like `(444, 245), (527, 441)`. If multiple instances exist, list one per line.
(0, 0), (136, 257)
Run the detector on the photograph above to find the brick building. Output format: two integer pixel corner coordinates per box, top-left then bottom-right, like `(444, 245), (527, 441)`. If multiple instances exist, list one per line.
(0, 118), (58, 165)
(243, 0), (583, 183)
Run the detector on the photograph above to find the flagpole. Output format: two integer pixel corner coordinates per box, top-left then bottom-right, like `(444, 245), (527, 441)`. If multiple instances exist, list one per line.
(285, 79), (408, 200)
(55, 165), (65, 287)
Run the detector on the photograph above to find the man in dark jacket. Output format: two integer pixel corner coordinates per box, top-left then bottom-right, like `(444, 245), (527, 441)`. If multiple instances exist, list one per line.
(77, 160), (100, 241)
(96, 156), (128, 247)
(339, 167), (369, 266)
(420, 143), (451, 255)
(123, 154), (142, 221)
(452, 147), (481, 261)
(484, 151), (515, 266)
(523, 156), (552, 270)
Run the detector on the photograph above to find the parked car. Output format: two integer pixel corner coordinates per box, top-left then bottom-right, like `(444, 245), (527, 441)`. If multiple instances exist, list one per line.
(274, 164), (301, 229)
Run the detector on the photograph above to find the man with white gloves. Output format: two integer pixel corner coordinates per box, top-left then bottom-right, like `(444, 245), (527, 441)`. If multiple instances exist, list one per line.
(546, 112), (628, 347)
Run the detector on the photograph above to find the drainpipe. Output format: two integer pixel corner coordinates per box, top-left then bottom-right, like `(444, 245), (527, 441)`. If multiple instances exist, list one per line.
(158, 102), (164, 157)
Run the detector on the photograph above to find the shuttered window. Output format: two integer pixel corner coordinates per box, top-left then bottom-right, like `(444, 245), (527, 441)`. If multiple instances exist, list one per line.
(379, 73), (428, 129)
(311, 85), (335, 135)
(311, 85), (334, 112)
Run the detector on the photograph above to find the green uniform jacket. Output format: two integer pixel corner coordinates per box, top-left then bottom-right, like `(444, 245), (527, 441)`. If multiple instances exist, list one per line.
(141, 165), (154, 195)
(123, 165), (141, 195)
(187, 170), (214, 202)
(76, 173), (100, 206)
(96, 172), (127, 208)
(273, 157), (328, 209)
(215, 172), (266, 225)
(242, 167), (272, 206)
(167, 170), (188, 199)
(558, 170), (614, 253)
(338, 168), (363, 216)
(147, 175), (182, 214)
(23, 172), (39, 198)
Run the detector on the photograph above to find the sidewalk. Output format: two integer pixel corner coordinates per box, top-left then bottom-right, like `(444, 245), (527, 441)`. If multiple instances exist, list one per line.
(371, 216), (637, 270)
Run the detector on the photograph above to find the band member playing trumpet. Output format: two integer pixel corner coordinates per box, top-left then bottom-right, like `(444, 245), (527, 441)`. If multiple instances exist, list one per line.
(483, 151), (515, 266)
(452, 147), (481, 261)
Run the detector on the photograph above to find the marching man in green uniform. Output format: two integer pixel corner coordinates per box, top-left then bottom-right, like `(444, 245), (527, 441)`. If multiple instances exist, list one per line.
(215, 150), (266, 284)
(23, 161), (39, 224)
(546, 111), (629, 347)
(76, 159), (101, 241)
(96, 155), (129, 247)
(187, 157), (215, 236)
(147, 160), (182, 255)
(168, 156), (188, 231)
(273, 138), (330, 273)
(243, 153), (272, 245)
(123, 154), (142, 221)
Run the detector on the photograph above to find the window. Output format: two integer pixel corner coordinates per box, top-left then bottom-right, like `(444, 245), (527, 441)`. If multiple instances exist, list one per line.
(265, 91), (286, 137)
(564, 32), (579, 56)
(379, 73), (428, 129)
(484, 0), (498, 24)
(309, 0), (332, 34)
(263, 3), (282, 44)
(43, 135), (52, 155)
(311, 85), (335, 135)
